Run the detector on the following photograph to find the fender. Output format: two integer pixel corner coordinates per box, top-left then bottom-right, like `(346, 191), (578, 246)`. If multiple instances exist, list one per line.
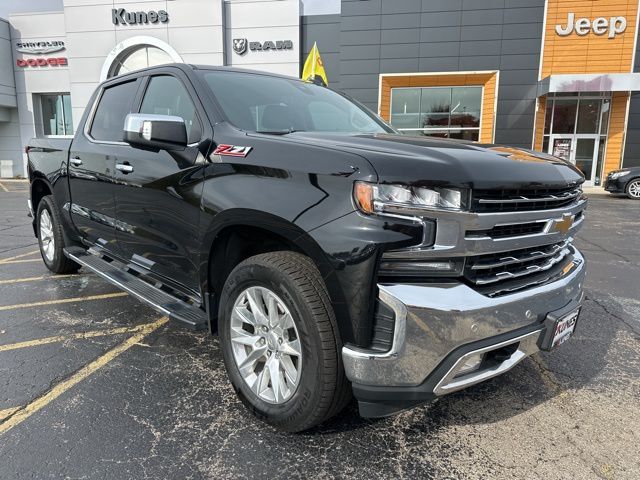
(199, 208), (353, 339)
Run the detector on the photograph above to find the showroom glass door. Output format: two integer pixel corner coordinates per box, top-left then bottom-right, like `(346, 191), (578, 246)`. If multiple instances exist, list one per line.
(543, 93), (611, 187)
(549, 135), (600, 185)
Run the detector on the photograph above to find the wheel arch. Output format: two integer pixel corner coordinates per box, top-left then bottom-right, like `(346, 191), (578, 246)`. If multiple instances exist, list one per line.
(201, 209), (349, 336)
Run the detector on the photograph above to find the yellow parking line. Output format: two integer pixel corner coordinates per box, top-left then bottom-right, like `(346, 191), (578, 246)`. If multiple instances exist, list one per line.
(0, 407), (20, 421)
(0, 250), (40, 264)
(0, 259), (43, 265)
(0, 324), (154, 352)
(0, 182), (8, 193)
(0, 274), (82, 285)
(0, 317), (169, 435)
(0, 292), (128, 311)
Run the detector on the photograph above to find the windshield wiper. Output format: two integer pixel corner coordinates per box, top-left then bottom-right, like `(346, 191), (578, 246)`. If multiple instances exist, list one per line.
(255, 128), (306, 135)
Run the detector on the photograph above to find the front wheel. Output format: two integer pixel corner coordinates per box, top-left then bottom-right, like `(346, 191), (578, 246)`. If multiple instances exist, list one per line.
(626, 179), (640, 199)
(36, 195), (80, 274)
(218, 251), (351, 432)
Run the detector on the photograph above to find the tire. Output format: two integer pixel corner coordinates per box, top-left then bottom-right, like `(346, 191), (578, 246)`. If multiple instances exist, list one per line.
(218, 251), (351, 432)
(36, 195), (80, 274)
(626, 179), (640, 200)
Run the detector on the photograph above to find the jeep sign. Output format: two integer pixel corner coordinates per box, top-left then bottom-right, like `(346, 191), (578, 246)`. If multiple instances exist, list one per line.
(112, 8), (169, 26)
(555, 13), (627, 38)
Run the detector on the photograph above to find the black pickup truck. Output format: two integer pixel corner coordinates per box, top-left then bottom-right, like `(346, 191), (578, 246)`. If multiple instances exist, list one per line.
(27, 64), (586, 432)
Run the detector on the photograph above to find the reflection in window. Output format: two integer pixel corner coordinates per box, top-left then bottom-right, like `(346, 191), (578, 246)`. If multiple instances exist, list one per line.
(41, 94), (73, 136)
(390, 86), (482, 140)
(110, 45), (173, 78)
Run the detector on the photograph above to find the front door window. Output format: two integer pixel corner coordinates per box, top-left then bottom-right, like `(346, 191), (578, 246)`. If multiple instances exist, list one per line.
(543, 93), (611, 186)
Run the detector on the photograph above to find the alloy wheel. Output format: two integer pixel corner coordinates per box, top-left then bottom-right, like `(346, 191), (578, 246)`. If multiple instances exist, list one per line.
(39, 209), (55, 262)
(229, 286), (302, 404)
(628, 180), (640, 198)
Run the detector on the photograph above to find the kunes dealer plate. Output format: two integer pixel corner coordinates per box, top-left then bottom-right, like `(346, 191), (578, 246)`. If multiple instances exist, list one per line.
(540, 308), (580, 351)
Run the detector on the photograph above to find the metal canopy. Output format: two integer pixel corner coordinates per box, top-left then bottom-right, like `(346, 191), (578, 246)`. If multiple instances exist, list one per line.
(538, 73), (640, 96)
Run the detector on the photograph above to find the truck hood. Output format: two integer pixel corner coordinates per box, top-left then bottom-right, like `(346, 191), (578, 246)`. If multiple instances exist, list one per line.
(287, 132), (584, 189)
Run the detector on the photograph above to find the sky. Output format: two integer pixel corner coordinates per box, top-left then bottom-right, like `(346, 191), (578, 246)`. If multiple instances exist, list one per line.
(0, 0), (63, 19)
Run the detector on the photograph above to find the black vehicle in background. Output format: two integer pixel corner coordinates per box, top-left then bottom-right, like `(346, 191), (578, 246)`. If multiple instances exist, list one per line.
(26, 64), (587, 432)
(604, 167), (640, 199)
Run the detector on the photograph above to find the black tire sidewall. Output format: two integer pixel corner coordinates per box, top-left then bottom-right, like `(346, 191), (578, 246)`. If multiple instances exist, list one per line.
(36, 196), (70, 272)
(219, 260), (329, 430)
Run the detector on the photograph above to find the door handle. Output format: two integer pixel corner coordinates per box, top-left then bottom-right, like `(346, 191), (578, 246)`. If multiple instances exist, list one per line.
(70, 156), (82, 166)
(115, 163), (134, 174)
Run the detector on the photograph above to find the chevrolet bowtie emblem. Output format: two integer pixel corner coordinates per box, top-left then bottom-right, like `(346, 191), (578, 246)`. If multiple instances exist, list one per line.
(549, 213), (575, 234)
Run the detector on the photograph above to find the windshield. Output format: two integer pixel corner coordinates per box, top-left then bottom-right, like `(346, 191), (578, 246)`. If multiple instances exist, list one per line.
(201, 70), (391, 134)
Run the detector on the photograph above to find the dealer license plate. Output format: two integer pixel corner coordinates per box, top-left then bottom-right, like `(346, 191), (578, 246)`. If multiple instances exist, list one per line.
(550, 309), (580, 348)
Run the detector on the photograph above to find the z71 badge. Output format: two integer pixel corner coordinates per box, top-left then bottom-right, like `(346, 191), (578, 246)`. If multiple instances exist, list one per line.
(212, 144), (252, 157)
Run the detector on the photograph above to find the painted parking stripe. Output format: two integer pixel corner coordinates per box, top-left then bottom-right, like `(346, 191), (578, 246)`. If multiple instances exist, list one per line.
(0, 250), (40, 264)
(0, 292), (128, 311)
(0, 183), (9, 193)
(0, 408), (19, 422)
(0, 324), (154, 353)
(0, 274), (85, 285)
(0, 317), (169, 435)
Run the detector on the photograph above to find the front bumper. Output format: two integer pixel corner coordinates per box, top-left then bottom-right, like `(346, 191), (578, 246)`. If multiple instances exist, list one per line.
(604, 177), (626, 193)
(342, 248), (585, 417)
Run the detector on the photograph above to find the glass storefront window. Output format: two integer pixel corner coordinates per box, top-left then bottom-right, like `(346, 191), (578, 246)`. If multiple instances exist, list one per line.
(576, 99), (600, 134)
(541, 93), (612, 186)
(41, 93), (73, 136)
(551, 99), (578, 134)
(390, 88), (421, 128)
(390, 86), (482, 139)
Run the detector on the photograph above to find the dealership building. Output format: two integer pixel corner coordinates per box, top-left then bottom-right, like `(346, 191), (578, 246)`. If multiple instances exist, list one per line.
(1, 0), (639, 186)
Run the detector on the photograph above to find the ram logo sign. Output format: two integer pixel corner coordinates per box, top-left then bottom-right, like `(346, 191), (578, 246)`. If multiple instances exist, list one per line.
(232, 39), (294, 55)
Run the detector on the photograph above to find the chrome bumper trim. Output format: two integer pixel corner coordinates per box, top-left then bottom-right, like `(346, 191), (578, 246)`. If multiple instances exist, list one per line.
(342, 248), (585, 389)
(433, 329), (542, 395)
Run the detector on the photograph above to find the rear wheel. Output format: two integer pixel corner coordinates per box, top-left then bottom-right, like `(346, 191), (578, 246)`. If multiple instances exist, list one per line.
(36, 196), (80, 274)
(218, 251), (351, 432)
(626, 179), (640, 199)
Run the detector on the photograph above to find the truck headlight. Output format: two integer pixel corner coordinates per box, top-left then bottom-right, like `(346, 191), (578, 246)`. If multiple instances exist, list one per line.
(354, 182), (467, 215)
(610, 170), (630, 179)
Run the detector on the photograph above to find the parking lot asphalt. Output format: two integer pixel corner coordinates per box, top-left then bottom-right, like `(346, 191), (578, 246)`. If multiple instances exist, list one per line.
(0, 180), (639, 480)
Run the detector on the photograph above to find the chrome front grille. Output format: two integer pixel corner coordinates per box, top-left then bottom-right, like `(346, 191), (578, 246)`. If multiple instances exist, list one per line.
(471, 186), (583, 213)
(464, 240), (575, 295)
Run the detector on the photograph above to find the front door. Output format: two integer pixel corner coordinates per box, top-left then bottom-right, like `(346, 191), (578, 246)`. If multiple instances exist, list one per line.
(113, 70), (207, 296)
(549, 135), (599, 186)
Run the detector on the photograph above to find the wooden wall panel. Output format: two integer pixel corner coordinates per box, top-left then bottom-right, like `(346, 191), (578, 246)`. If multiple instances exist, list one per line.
(605, 92), (630, 175)
(542, 0), (640, 77)
(379, 72), (498, 144)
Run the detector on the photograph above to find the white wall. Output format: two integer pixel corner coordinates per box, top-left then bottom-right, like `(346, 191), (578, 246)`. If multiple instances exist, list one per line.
(10, 11), (69, 177)
(0, 18), (21, 177)
(64, 0), (225, 130)
(225, 0), (300, 77)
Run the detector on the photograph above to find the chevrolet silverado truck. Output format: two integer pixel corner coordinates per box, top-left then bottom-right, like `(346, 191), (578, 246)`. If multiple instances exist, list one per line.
(26, 64), (586, 432)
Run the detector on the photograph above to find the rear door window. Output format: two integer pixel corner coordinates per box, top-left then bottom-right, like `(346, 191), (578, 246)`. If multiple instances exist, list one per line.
(89, 80), (139, 142)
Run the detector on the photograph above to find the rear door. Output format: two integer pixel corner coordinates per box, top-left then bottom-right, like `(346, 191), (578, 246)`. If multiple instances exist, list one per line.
(68, 78), (142, 256)
(113, 69), (207, 295)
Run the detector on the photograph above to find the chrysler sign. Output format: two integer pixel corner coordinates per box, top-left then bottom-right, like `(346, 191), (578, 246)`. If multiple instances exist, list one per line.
(15, 41), (65, 54)
(112, 8), (169, 26)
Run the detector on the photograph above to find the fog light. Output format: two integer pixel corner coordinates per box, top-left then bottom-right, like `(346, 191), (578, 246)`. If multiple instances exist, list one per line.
(455, 353), (484, 377)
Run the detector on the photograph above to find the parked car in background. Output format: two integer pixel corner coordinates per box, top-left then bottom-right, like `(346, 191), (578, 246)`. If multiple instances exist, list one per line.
(604, 167), (640, 199)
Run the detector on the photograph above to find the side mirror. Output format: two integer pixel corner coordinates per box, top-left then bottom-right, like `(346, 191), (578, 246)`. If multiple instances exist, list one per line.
(123, 113), (187, 151)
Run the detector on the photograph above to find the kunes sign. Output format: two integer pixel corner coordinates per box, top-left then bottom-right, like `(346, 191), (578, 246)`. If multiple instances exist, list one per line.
(112, 8), (169, 26)
(555, 13), (627, 38)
